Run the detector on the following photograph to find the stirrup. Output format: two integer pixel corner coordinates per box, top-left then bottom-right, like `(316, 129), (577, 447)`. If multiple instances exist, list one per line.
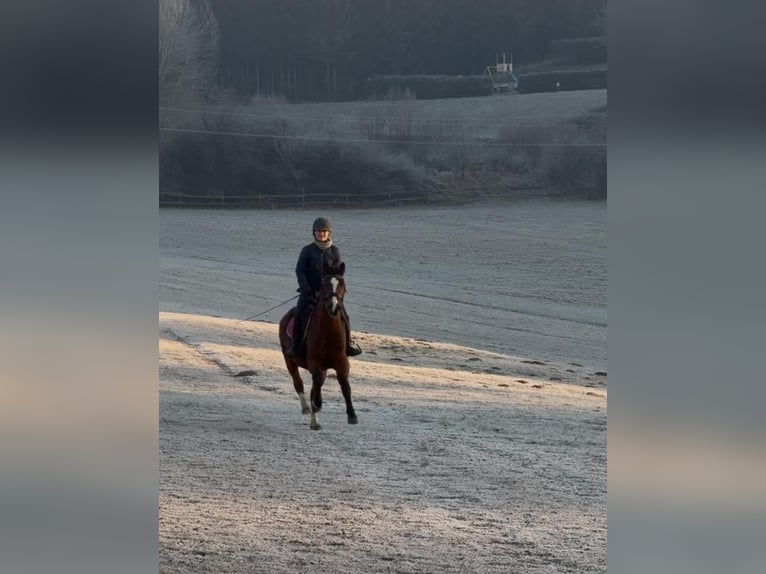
(346, 341), (362, 357)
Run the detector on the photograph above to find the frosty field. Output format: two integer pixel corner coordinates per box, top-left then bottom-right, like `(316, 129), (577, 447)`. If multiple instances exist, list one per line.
(159, 199), (607, 573)
(160, 199), (606, 369)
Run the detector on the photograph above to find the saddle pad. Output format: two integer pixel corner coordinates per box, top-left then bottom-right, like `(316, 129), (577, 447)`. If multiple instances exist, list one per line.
(287, 316), (295, 338)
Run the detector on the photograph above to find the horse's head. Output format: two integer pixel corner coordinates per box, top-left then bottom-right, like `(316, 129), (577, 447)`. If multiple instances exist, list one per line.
(319, 262), (346, 317)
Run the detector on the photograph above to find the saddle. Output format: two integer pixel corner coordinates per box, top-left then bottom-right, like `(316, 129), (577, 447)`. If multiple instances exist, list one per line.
(286, 306), (362, 357)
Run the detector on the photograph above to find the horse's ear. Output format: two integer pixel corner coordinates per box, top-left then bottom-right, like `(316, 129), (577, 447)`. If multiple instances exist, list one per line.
(339, 262), (345, 276)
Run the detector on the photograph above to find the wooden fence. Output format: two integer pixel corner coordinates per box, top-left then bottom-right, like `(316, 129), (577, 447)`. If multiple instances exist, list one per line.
(159, 186), (548, 209)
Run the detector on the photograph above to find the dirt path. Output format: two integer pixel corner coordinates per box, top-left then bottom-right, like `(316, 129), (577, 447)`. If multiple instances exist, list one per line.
(160, 312), (606, 573)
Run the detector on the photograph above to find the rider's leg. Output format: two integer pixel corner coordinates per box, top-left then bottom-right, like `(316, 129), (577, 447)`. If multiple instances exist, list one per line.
(341, 307), (362, 357)
(287, 298), (308, 357)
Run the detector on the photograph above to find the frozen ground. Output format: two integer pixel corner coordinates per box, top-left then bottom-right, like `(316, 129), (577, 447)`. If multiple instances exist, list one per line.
(159, 200), (607, 573)
(160, 200), (606, 370)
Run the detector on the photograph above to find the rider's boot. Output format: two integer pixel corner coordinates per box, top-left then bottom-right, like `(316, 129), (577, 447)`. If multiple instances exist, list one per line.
(343, 312), (362, 357)
(347, 340), (362, 357)
(286, 337), (301, 358)
(286, 316), (303, 358)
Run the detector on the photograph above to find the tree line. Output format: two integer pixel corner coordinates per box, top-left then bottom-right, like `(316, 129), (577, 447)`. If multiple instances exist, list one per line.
(210, 0), (606, 101)
(159, 0), (607, 205)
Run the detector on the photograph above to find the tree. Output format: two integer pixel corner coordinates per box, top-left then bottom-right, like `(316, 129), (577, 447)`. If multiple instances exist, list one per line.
(159, 0), (220, 108)
(159, 0), (221, 201)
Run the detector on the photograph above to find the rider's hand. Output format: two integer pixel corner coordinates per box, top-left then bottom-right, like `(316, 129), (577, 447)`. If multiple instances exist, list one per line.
(299, 289), (318, 303)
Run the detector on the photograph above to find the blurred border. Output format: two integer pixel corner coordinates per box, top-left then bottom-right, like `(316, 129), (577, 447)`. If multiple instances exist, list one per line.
(3, 0), (766, 571)
(610, 1), (766, 572)
(0, 1), (158, 573)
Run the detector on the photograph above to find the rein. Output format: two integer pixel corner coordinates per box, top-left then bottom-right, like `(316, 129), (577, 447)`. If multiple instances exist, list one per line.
(238, 294), (298, 322)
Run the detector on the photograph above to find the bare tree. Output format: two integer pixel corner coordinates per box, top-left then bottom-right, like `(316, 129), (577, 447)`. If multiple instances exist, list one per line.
(159, 0), (220, 109)
(160, 0), (220, 201)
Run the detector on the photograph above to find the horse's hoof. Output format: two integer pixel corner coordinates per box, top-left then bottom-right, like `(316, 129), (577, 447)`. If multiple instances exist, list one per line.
(348, 415), (358, 425)
(310, 421), (321, 430)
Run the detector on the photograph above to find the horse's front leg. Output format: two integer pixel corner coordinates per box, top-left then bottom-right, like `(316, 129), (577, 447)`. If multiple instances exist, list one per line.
(309, 369), (327, 430)
(336, 362), (357, 425)
(284, 358), (310, 415)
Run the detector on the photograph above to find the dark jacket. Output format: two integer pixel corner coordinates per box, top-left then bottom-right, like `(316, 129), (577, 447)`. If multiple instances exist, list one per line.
(295, 243), (342, 295)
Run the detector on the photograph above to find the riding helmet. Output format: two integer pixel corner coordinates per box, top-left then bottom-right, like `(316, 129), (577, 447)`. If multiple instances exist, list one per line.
(312, 217), (333, 231)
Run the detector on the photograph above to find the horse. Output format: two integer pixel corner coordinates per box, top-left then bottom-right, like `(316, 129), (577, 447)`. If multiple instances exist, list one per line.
(278, 261), (358, 430)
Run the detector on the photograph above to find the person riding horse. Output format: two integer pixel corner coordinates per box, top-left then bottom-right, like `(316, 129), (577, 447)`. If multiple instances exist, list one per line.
(286, 217), (362, 358)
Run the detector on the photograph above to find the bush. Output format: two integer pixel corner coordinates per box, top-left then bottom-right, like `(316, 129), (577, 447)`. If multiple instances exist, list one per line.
(364, 75), (493, 100)
(517, 68), (607, 94)
(160, 90), (607, 207)
(159, 106), (433, 206)
(540, 142), (606, 198)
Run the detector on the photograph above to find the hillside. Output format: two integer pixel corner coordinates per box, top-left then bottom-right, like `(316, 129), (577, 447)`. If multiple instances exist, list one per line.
(160, 89), (606, 206)
(227, 88), (607, 139)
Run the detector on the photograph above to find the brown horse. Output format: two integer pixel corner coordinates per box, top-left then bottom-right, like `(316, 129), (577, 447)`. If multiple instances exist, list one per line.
(278, 261), (358, 430)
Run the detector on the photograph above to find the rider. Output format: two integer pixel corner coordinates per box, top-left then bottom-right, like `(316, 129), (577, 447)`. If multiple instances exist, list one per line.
(286, 217), (362, 358)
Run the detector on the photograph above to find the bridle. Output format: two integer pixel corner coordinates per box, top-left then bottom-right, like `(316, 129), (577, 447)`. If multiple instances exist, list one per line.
(319, 274), (345, 317)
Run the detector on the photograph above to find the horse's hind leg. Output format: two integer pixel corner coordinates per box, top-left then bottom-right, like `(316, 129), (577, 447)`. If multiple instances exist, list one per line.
(337, 364), (358, 425)
(298, 393), (311, 415)
(285, 359), (310, 415)
(309, 370), (327, 430)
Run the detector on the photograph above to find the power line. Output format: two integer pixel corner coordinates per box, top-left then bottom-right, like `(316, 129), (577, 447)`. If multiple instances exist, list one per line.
(159, 126), (606, 147)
